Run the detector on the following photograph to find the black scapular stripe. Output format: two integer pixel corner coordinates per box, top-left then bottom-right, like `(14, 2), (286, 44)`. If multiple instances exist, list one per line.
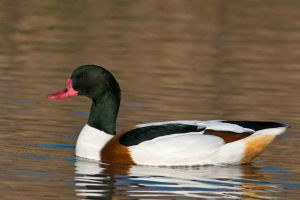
(119, 124), (205, 146)
(223, 120), (288, 131)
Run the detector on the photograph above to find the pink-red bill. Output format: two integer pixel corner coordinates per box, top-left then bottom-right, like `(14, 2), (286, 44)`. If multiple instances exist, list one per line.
(47, 79), (78, 100)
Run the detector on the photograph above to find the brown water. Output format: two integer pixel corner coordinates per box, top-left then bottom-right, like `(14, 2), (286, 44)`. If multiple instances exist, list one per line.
(1, 0), (300, 199)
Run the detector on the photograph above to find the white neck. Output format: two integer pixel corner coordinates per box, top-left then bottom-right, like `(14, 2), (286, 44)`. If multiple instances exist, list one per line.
(75, 124), (113, 160)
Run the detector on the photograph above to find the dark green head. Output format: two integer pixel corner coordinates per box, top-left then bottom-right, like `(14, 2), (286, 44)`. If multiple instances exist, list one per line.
(71, 65), (121, 102)
(48, 64), (121, 134)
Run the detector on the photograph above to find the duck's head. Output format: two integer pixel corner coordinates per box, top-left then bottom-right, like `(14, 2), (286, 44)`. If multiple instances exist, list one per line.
(48, 64), (120, 102)
(48, 65), (121, 134)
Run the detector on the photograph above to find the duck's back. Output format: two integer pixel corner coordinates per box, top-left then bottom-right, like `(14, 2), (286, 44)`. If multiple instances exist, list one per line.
(100, 120), (288, 166)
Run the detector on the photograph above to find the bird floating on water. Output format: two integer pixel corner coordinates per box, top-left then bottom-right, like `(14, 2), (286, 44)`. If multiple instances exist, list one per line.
(48, 64), (289, 166)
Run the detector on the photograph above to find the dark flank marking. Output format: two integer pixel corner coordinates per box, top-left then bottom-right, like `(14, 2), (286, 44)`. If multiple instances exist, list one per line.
(223, 121), (288, 131)
(203, 129), (253, 143)
(119, 124), (205, 146)
(101, 127), (136, 165)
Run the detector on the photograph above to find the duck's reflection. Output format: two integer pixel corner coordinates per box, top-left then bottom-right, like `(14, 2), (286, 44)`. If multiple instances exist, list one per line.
(74, 158), (277, 199)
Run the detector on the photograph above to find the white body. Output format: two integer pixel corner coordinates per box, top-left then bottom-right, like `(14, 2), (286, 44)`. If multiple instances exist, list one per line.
(75, 124), (112, 160)
(75, 121), (287, 165)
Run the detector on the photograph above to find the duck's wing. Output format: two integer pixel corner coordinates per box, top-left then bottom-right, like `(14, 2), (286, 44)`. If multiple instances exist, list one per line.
(125, 120), (256, 146)
(102, 120), (288, 165)
(125, 120), (288, 165)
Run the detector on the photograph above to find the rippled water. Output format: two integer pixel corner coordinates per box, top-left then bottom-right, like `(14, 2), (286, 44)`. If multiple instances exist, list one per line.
(1, 1), (300, 199)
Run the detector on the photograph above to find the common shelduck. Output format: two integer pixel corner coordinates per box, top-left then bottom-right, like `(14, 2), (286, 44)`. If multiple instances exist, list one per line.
(48, 65), (289, 166)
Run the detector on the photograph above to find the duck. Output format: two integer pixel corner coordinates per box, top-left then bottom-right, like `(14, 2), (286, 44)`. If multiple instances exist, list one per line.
(48, 64), (289, 166)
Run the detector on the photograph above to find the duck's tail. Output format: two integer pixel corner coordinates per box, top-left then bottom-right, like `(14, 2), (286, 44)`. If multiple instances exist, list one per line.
(240, 123), (289, 164)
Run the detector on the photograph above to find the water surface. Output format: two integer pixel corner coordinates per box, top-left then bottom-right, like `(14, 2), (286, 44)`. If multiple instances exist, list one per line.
(1, 1), (300, 199)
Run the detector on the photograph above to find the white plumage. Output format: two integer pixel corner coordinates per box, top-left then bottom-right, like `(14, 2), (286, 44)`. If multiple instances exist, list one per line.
(129, 120), (286, 166)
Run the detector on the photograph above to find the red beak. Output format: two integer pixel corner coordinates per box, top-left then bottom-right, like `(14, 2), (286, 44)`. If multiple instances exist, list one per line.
(48, 79), (79, 100)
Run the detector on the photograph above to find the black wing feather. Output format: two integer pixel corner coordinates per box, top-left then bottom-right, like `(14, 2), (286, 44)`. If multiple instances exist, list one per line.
(223, 120), (288, 131)
(119, 124), (205, 146)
